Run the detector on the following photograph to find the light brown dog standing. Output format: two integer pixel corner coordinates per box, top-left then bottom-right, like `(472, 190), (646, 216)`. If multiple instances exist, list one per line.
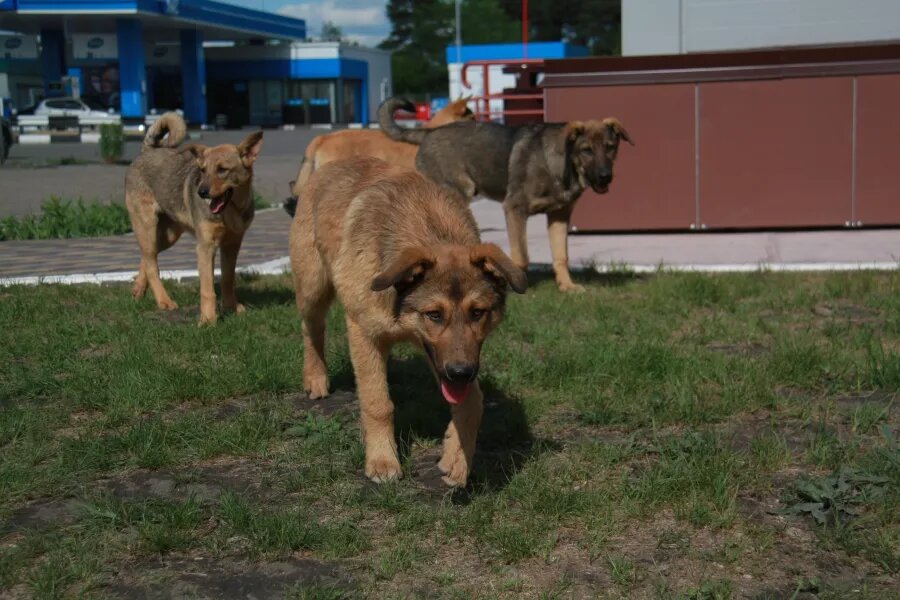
(290, 157), (526, 486)
(125, 112), (263, 324)
(283, 98), (473, 217)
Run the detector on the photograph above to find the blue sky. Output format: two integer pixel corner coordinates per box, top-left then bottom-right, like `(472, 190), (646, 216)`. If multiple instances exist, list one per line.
(224, 0), (392, 47)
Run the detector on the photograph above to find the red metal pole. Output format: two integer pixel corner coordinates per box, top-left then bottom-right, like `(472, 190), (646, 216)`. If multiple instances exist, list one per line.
(522, 0), (528, 58)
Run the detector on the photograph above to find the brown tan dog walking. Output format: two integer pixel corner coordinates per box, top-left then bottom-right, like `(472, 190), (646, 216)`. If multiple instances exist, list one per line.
(290, 157), (526, 486)
(283, 98), (473, 218)
(125, 112), (263, 324)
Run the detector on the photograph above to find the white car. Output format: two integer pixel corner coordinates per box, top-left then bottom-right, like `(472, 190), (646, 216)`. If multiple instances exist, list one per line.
(34, 97), (117, 119)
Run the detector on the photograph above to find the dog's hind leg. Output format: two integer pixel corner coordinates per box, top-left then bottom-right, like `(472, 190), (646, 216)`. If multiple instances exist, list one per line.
(438, 380), (484, 487)
(301, 288), (334, 399)
(128, 192), (179, 311)
(290, 239), (334, 400)
(347, 318), (401, 483)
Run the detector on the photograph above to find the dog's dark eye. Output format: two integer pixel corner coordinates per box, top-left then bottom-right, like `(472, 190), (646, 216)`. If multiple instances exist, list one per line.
(217, 167), (228, 177)
(470, 308), (487, 321)
(580, 147), (593, 155)
(424, 310), (443, 323)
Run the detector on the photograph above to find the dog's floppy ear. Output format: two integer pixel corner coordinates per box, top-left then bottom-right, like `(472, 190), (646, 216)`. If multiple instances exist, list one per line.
(560, 121), (585, 188)
(603, 117), (634, 146)
(560, 121), (585, 152)
(181, 144), (208, 165)
(372, 247), (436, 292)
(470, 243), (528, 294)
(239, 131), (264, 167)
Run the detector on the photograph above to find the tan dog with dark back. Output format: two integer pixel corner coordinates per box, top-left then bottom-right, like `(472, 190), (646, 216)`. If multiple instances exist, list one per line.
(125, 112), (263, 324)
(290, 157), (527, 486)
(379, 98), (633, 292)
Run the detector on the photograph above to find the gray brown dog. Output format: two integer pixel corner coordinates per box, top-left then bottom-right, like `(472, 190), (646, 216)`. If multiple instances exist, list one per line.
(378, 97), (632, 292)
(125, 112), (263, 324)
(290, 156), (526, 486)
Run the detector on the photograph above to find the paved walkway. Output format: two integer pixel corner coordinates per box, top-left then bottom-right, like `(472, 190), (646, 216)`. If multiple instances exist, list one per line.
(2, 201), (900, 285)
(0, 209), (291, 281)
(4, 129), (900, 283)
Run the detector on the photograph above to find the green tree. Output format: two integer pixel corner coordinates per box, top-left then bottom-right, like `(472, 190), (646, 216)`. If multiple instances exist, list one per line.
(498, 0), (621, 55)
(380, 0), (454, 95)
(380, 0), (522, 96)
(461, 0), (522, 46)
(320, 20), (343, 42)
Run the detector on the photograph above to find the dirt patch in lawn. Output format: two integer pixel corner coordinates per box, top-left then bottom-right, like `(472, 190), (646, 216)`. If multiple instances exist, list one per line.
(104, 555), (354, 600)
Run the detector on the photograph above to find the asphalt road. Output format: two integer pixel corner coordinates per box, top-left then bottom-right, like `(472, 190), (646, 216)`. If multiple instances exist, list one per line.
(0, 128), (322, 217)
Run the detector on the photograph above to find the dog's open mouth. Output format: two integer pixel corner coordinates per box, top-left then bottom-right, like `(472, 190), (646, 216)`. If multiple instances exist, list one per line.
(209, 189), (234, 214)
(592, 183), (610, 194)
(440, 379), (471, 405)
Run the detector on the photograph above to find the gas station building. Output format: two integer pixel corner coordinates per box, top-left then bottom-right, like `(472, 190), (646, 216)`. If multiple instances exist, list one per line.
(0, 0), (392, 126)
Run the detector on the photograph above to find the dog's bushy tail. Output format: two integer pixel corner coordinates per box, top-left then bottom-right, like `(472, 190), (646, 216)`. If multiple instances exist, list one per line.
(143, 112), (187, 150)
(377, 97), (428, 145)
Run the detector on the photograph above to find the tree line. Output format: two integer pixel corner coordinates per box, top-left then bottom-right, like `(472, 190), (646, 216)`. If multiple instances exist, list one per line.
(378, 0), (621, 96)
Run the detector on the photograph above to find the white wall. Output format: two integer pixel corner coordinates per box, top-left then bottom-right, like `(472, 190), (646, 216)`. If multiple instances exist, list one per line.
(622, 0), (682, 55)
(623, 0), (900, 56)
(340, 45), (392, 121)
(360, 51), (391, 121)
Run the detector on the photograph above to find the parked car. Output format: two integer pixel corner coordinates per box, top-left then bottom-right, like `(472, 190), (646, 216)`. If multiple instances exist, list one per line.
(0, 117), (13, 165)
(34, 97), (117, 119)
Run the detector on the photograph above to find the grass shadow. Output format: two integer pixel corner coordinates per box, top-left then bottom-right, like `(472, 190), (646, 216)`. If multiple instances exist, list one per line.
(233, 285), (296, 309)
(317, 352), (541, 500)
(388, 356), (539, 501)
(525, 264), (649, 289)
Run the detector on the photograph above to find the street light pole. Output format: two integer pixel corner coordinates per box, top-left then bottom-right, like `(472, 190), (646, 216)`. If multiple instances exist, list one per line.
(522, 0), (528, 58)
(455, 0), (462, 64)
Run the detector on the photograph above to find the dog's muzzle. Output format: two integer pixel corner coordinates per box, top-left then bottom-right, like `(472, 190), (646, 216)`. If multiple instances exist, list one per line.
(207, 189), (234, 215)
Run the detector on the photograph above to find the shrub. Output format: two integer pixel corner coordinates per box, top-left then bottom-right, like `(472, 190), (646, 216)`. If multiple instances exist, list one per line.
(99, 123), (125, 164)
(0, 197), (132, 240)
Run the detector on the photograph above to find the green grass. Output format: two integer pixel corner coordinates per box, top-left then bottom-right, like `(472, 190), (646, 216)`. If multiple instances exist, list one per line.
(0, 192), (272, 242)
(0, 196), (131, 240)
(253, 191), (272, 210)
(0, 271), (898, 598)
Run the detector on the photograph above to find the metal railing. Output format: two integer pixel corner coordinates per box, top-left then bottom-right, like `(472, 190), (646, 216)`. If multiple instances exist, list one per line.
(14, 113), (159, 136)
(460, 58), (546, 122)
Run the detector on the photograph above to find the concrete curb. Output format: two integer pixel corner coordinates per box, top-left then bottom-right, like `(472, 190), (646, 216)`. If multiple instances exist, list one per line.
(1, 257), (897, 288)
(0, 257), (291, 287)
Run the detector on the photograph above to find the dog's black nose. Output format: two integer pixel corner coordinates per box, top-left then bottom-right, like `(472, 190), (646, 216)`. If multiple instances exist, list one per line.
(198, 186), (211, 199)
(446, 363), (478, 382)
(596, 169), (613, 184)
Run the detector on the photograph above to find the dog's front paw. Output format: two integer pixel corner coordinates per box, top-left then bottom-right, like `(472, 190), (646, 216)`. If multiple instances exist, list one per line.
(132, 282), (147, 299)
(558, 282), (586, 293)
(198, 314), (217, 326)
(303, 374), (329, 400)
(157, 298), (179, 311)
(225, 302), (246, 315)
(438, 450), (471, 488)
(366, 454), (402, 483)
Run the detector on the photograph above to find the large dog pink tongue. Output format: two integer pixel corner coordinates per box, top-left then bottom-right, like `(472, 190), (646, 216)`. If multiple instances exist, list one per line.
(441, 380), (470, 405)
(210, 197), (226, 214)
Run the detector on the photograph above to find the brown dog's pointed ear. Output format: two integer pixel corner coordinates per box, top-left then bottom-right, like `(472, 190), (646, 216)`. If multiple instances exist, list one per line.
(372, 247), (436, 292)
(470, 243), (528, 294)
(181, 144), (208, 164)
(603, 117), (634, 146)
(239, 130), (264, 167)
